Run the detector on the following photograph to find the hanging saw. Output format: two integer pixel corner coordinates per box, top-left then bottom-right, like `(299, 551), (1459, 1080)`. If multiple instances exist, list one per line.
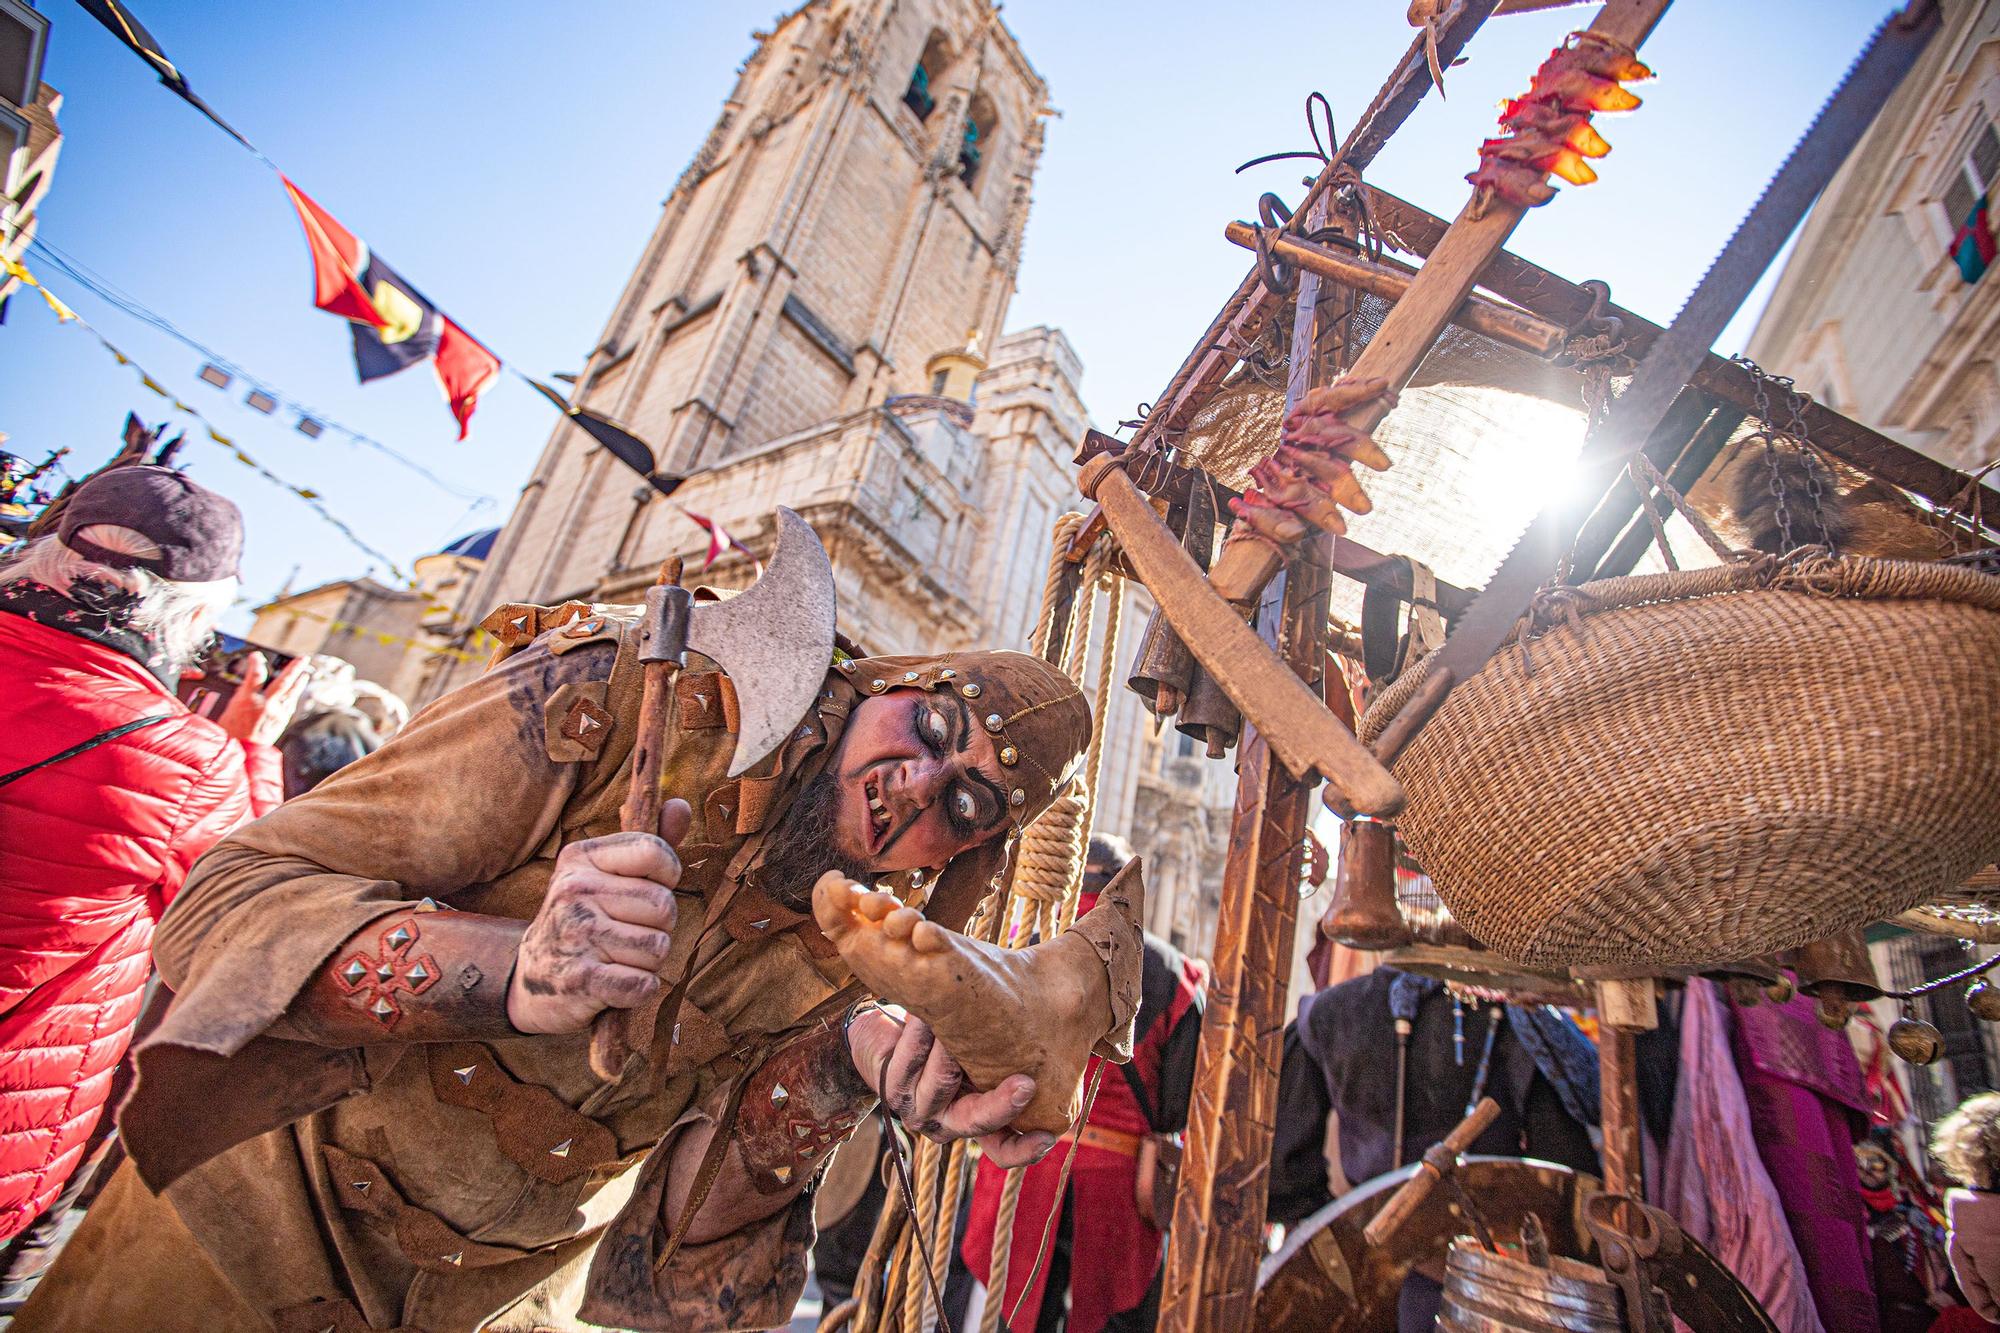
(1370, 0), (1944, 766)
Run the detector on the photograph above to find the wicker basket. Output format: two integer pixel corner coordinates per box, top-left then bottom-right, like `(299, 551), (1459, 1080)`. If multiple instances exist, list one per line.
(1358, 553), (2000, 969)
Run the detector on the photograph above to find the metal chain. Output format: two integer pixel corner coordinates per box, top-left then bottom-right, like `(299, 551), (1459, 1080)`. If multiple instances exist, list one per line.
(1732, 354), (1837, 554)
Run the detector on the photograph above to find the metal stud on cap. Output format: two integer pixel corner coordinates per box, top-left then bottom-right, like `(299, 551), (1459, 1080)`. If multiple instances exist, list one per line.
(902, 671), (919, 683)
(938, 668), (957, 680)
(999, 745), (1018, 766)
(869, 679), (887, 694)
(984, 713), (1004, 733)
(1010, 788), (1026, 807)
(960, 682), (982, 699)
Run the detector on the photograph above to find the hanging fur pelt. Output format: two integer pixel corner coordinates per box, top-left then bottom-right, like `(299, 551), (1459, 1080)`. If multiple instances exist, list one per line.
(1714, 443), (1953, 560)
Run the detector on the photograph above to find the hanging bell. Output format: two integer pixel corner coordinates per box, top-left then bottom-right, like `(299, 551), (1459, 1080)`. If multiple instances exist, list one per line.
(1816, 995), (1855, 1031)
(1968, 979), (2000, 1023)
(1888, 1016), (1945, 1065)
(1766, 972), (1797, 1005)
(1177, 665), (1240, 759)
(1324, 817), (1413, 951)
(1126, 607), (1194, 718)
(1786, 930), (1884, 1003)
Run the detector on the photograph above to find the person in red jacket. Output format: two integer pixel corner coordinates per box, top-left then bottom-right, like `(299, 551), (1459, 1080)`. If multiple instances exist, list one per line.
(960, 833), (1207, 1333)
(0, 464), (303, 1255)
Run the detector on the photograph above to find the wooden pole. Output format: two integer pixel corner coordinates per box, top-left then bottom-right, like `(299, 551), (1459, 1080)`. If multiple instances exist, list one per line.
(1594, 978), (1655, 1198)
(1157, 191), (1339, 1333)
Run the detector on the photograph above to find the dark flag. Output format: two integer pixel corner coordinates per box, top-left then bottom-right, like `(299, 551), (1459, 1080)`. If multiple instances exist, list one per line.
(525, 379), (683, 497)
(72, 0), (262, 154)
(280, 177), (499, 439)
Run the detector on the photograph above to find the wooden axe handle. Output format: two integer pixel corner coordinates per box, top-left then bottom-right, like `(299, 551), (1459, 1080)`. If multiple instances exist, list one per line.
(588, 561), (683, 1081)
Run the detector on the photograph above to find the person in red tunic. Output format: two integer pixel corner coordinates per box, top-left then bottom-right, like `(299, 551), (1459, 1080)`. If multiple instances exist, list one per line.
(960, 833), (1206, 1332)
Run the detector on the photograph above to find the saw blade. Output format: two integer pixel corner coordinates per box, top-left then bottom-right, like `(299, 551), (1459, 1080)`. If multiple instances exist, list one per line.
(1373, 1), (1942, 766)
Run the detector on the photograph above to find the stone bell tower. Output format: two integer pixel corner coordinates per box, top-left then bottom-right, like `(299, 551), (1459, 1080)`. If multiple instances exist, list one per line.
(449, 0), (1054, 655)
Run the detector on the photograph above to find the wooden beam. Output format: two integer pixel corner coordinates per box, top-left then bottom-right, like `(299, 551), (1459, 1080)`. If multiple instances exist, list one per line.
(1205, 0), (1677, 605)
(1562, 389), (1715, 581)
(1221, 222), (1565, 355)
(1592, 403), (1746, 578)
(1362, 183), (1998, 534)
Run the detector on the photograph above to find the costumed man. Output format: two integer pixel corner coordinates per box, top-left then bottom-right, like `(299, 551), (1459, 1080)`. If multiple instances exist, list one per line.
(1854, 1136), (1953, 1332)
(958, 832), (1207, 1332)
(1269, 967), (1601, 1333)
(16, 573), (1129, 1333)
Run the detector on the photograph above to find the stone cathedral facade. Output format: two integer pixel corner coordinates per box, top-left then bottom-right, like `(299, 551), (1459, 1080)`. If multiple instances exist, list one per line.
(289, 0), (1236, 955)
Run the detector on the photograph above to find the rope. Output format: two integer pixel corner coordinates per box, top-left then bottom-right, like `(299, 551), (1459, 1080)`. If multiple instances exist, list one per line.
(875, 512), (1121, 1333)
(900, 1132), (943, 1333)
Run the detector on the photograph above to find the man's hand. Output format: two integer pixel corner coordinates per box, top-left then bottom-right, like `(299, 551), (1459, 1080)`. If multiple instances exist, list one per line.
(217, 653), (312, 745)
(846, 1006), (1058, 1168)
(507, 799), (691, 1034)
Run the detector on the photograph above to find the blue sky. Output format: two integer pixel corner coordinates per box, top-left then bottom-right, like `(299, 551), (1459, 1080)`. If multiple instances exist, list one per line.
(1, 0), (1905, 626)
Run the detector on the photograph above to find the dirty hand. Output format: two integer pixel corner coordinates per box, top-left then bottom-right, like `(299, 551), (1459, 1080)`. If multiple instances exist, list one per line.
(217, 653), (313, 745)
(846, 1006), (1057, 1168)
(507, 798), (691, 1034)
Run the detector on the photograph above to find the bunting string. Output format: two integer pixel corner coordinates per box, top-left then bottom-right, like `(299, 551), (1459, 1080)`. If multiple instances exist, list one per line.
(26, 236), (497, 509)
(7, 252), (432, 597)
(273, 605), (493, 663)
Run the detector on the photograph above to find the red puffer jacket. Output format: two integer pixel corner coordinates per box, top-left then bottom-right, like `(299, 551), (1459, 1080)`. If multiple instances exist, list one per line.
(0, 611), (281, 1241)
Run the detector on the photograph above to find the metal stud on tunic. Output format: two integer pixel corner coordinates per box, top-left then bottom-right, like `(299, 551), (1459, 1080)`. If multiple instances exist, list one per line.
(550, 1139), (573, 1158)
(771, 1083), (789, 1108)
(385, 925), (414, 951)
(453, 1065), (477, 1084)
(341, 960), (369, 986)
(441, 1251), (463, 1267)
(772, 1165), (793, 1184)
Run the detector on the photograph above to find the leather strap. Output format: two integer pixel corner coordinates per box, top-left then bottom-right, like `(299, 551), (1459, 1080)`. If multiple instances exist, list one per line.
(1059, 1121), (1143, 1158)
(0, 713), (173, 787)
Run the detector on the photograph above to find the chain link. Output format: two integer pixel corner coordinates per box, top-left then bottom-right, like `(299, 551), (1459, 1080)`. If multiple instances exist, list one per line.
(1731, 355), (1836, 555)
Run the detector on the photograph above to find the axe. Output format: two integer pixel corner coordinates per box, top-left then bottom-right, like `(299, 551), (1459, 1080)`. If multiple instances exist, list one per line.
(588, 506), (837, 1079)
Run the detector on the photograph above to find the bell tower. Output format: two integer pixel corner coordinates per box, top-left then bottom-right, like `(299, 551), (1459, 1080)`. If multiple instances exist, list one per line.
(462, 0), (1051, 621)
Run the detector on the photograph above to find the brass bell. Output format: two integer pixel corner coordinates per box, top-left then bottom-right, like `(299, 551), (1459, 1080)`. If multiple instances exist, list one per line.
(1887, 1016), (1945, 1065)
(1127, 608), (1194, 719)
(1176, 665), (1240, 759)
(1766, 973), (1796, 1005)
(1968, 979), (2000, 1023)
(1786, 930), (1884, 1003)
(1324, 818), (1412, 951)
(1815, 995), (1854, 1030)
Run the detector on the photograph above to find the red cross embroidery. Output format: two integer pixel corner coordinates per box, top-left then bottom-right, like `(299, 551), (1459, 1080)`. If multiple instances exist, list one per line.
(333, 919), (440, 1028)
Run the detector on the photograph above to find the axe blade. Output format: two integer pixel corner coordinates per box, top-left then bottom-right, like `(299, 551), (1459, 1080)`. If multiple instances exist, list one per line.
(685, 507), (838, 778)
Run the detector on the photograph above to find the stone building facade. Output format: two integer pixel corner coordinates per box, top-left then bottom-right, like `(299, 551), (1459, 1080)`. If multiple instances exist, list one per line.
(0, 0), (59, 319)
(1744, 0), (2000, 472)
(389, 0), (1237, 956)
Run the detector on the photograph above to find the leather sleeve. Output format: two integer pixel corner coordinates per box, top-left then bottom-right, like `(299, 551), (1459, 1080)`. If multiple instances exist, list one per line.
(275, 907), (528, 1045)
(147, 632), (617, 1064)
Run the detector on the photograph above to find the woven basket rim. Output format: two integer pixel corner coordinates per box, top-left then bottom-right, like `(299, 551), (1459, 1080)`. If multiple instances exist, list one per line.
(1360, 550), (2000, 744)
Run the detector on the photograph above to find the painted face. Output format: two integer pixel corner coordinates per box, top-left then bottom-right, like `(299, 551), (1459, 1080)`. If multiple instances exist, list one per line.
(828, 686), (1012, 874)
